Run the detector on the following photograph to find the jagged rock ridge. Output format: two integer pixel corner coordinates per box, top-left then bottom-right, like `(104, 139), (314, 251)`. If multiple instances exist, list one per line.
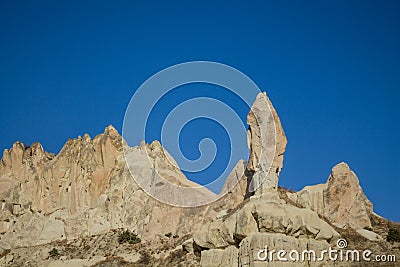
(0, 92), (398, 267)
(0, 125), (247, 265)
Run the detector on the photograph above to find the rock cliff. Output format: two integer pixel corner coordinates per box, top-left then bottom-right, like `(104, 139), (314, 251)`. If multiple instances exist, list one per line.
(286, 162), (373, 230)
(246, 92), (287, 196)
(0, 125), (243, 249)
(0, 92), (398, 267)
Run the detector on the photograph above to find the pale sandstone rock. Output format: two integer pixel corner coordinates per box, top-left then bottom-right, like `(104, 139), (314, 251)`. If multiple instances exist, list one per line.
(295, 162), (373, 230)
(194, 198), (339, 254)
(200, 246), (238, 267)
(238, 233), (334, 267)
(45, 256), (106, 267)
(182, 238), (195, 253)
(0, 221), (9, 234)
(124, 140), (216, 207)
(246, 92), (287, 196)
(194, 199), (260, 250)
(0, 125), (124, 247)
(216, 210), (229, 219)
(194, 219), (233, 249)
(251, 200), (339, 243)
(0, 92), (387, 267)
(356, 229), (383, 241)
(118, 252), (141, 263)
(0, 125), (122, 216)
(0, 125), (247, 250)
(218, 159), (249, 209)
(37, 218), (66, 245)
(219, 159), (247, 196)
(0, 253), (13, 266)
(234, 202), (259, 240)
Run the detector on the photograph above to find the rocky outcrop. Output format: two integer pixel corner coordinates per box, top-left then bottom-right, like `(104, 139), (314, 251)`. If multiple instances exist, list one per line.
(251, 200), (339, 242)
(238, 233), (333, 267)
(220, 160), (246, 196)
(0, 125), (122, 215)
(246, 92), (287, 196)
(200, 246), (239, 267)
(287, 162), (373, 230)
(125, 140), (216, 207)
(0, 91), (397, 267)
(193, 196), (340, 260)
(356, 228), (383, 241)
(0, 125), (247, 252)
(194, 196), (339, 245)
(192, 92), (392, 267)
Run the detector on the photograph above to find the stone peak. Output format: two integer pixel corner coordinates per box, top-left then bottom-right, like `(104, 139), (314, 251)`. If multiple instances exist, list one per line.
(329, 162), (359, 184)
(332, 162), (351, 173)
(104, 124), (120, 137)
(246, 92), (287, 197)
(4, 140), (47, 158)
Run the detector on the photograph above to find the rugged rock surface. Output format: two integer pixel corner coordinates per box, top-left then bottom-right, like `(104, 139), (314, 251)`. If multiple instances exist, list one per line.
(246, 92), (287, 196)
(125, 140), (217, 207)
(0, 92), (399, 266)
(193, 194), (340, 248)
(0, 125), (245, 257)
(238, 233), (332, 267)
(287, 162), (374, 230)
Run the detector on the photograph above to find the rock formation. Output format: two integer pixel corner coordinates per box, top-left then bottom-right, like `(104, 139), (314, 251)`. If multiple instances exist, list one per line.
(0, 125), (246, 265)
(286, 162), (374, 230)
(246, 92), (287, 196)
(125, 140), (217, 207)
(0, 92), (399, 267)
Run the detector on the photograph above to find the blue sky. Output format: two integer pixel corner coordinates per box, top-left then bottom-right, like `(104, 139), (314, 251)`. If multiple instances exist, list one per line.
(0, 1), (399, 221)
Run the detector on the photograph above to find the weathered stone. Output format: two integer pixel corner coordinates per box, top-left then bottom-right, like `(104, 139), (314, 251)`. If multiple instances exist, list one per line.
(234, 202), (259, 240)
(182, 238), (195, 253)
(194, 220), (233, 249)
(200, 246), (238, 267)
(124, 140), (216, 207)
(356, 229), (383, 241)
(0, 124), (248, 250)
(238, 233), (334, 267)
(251, 200), (339, 243)
(246, 92), (287, 196)
(219, 159), (247, 200)
(37, 218), (66, 245)
(294, 162), (373, 230)
(0, 91), (395, 267)
(46, 256), (106, 267)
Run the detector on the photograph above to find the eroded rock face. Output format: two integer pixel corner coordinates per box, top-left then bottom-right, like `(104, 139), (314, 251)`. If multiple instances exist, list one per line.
(200, 246), (238, 267)
(238, 233), (334, 267)
(0, 91), (392, 267)
(192, 92), (385, 267)
(199, 232), (340, 267)
(246, 92), (287, 196)
(125, 140), (217, 207)
(0, 126), (246, 251)
(193, 197), (339, 251)
(0, 125), (122, 216)
(291, 162), (373, 230)
(251, 200), (340, 242)
(0, 125), (125, 247)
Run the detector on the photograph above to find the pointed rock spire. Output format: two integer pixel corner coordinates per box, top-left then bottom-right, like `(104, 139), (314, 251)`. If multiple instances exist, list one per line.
(246, 92), (287, 197)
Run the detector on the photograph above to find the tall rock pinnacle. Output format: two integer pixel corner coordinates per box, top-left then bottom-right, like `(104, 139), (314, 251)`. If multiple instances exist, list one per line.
(246, 92), (287, 197)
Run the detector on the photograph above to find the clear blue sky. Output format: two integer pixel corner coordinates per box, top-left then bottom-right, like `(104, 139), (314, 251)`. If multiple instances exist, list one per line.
(0, 1), (399, 221)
